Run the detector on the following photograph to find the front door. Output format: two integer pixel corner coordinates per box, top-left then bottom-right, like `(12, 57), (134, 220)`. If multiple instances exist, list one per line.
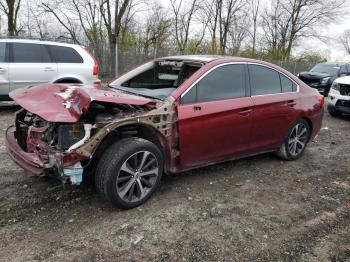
(177, 63), (254, 168)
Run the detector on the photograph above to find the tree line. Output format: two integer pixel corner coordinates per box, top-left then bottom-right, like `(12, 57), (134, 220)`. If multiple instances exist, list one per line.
(0, 0), (347, 77)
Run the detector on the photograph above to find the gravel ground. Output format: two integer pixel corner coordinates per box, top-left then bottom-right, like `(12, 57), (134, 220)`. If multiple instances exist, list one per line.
(0, 103), (349, 262)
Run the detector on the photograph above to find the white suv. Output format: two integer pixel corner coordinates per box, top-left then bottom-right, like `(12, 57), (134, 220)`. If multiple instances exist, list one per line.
(0, 39), (100, 100)
(327, 76), (350, 116)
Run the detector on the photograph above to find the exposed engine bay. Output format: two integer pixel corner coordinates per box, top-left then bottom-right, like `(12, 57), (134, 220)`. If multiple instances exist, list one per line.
(13, 100), (153, 185)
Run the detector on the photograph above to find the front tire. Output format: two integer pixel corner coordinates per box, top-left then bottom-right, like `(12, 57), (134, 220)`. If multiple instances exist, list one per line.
(95, 137), (163, 209)
(277, 119), (310, 160)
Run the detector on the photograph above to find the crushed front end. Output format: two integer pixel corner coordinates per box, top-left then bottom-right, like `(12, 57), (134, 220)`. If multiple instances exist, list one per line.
(6, 109), (89, 184)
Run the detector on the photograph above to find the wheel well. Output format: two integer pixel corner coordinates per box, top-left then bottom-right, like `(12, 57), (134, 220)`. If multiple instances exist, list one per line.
(54, 77), (82, 84)
(87, 124), (165, 170)
(117, 124), (163, 150)
(301, 117), (313, 140)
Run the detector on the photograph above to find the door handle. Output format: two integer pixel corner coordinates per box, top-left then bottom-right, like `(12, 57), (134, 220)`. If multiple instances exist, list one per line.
(0, 67), (6, 73)
(286, 100), (296, 107)
(239, 108), (252, 116)
(193, 106), (201, 111)
(44, 67), (55, 72)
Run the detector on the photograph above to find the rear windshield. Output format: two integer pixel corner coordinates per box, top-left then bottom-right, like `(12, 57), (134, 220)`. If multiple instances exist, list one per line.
(47, 45), (83, 63)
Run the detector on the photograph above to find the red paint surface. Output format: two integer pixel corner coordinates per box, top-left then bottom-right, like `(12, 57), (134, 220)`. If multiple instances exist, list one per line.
(178, 97), (254, 167)
(10, 84), (154, 123)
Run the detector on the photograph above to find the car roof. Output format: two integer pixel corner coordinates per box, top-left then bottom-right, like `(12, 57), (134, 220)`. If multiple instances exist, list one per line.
(157, 55), (224, 63)
(157, 55), (274, 65)
(0, 38), (80, 48)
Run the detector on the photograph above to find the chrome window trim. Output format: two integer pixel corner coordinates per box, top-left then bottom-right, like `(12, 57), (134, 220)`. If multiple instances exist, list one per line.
(180, 61), (300, 99)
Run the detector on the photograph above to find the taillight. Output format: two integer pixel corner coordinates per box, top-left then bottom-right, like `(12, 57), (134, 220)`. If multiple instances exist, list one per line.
(318, 95), (325, 106)
(83, 47), (99, 76)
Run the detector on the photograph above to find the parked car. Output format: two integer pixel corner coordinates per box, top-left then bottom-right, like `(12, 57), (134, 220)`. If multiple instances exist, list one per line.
(297, 62), (350, 96)
(327, 76), (350, 116)
(5, 55), (324, 209)
(0, 39), (100, 100)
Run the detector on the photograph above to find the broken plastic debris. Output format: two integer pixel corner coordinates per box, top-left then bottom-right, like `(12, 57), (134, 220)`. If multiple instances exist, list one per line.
(133, 235), (144, 245)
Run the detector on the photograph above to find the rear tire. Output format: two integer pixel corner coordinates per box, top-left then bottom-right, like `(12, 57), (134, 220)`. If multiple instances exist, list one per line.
(277, 119), (310, 161)
(95, 137), (163, 209)
(327, 104), (341, 117)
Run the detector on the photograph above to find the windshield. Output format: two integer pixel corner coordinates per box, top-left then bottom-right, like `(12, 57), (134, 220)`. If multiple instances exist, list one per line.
(109, 60), (202, 100)
(310, 64), (340, 75)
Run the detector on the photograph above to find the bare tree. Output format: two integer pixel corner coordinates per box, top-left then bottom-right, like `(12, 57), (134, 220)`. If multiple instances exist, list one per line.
(201, 0), (243, 54)
(170, 0), (200, 54)
(139, 3), (171, 57)
(0, 0), (22, 36)
(228, 13), (249, 55)
(249, 0), (260, 55)
(42, 0), (107, 73)
(42, 1), (83, 44)
(262, 0), (345, 60)
(340, 30), (350, 55)
(100, 0), (132, 75)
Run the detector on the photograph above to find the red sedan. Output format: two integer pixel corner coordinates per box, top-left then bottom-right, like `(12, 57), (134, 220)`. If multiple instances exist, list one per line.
(5, 55), (324, 209)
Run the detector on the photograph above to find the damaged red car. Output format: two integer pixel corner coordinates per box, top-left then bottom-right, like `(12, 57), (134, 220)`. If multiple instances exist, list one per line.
(5, 55), (324, 209)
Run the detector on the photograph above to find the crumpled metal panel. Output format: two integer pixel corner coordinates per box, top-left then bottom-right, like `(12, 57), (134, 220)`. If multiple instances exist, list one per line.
(10, 84), (154, 123)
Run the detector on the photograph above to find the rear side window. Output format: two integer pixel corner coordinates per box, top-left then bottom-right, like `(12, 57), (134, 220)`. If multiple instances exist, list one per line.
(48, 45), (83, 63)
(196, 64), (246, 102)
(0, 43), (5, 62)
(12, 43), (51, 63)
(280, 74), (293, 93)
(249, 65), (281, 95)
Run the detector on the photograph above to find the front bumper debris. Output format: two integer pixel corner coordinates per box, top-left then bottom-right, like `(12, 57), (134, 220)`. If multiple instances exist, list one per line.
(5, 125), (85, 185)
(5, 126), (46, 176)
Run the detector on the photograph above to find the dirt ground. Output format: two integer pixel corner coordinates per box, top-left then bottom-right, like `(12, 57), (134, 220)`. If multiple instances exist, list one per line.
(0, 103), (349, 262)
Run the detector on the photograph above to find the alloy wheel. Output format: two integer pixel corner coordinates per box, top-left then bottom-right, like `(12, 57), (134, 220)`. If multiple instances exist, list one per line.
(116, 151), (159, 203)
(288, 123), (308, 156)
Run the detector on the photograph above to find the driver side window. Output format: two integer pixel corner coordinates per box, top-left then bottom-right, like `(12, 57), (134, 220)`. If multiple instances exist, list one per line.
(181, 64), (246, 104)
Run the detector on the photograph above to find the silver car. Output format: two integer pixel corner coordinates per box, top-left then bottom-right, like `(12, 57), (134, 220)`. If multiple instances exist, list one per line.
(0, 39), (100, 100)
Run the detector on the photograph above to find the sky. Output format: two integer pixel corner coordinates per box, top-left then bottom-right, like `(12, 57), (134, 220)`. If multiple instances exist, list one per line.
(294, 2), (350, 61)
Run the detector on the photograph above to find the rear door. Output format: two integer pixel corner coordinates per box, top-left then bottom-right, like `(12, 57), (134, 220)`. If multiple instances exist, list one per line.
(248, 64), (299, 151)
(178, 63), (254, 168)
(0, 42), (9, 96)
(47, 45), (85, 81)
(9, 43), (57, 90)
